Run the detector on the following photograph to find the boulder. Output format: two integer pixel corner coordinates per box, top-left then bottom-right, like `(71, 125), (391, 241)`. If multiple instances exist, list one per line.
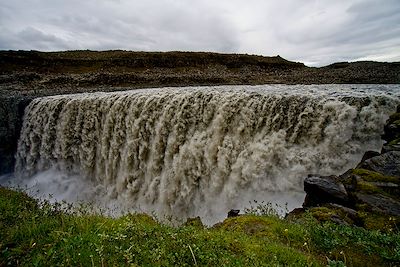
(382, 143), (400, 154)
(382, 111), (400, 142)
(382, 121), (400, 143)
(308, 206), (353, 225)
(228, 209), (241, 218)
(355, 193), (400, 216)
(303, 175), (349, 207)
(359, 151), (381, 164)
(325, 203), (358, 222)
(358, 151), (400, 177)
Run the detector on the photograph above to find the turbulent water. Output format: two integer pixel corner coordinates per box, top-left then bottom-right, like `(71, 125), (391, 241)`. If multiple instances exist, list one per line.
(10, 85), (400, 224)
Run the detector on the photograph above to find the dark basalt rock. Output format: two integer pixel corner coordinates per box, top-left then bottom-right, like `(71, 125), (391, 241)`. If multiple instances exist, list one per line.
(303, 175), (349, 207)
(382, 143), (400, 154)
(0, 96), (33, 174)
(228, 209), (241, 218)
(358, 151), (400, 177)
(359, 150), (381, 164)
(355, 193), (400, 216)
(382, 107), (400, 143)
(325, 203), (358, 221)
(308, 204), (358, 226)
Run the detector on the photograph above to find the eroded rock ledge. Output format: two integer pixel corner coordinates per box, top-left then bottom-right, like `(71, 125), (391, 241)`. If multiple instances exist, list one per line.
(295, 106), (400, 231)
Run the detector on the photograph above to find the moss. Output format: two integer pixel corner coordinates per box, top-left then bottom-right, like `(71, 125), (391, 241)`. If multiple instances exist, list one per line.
(309, 206), (357, 225)
(357, 211), (399, 232)
(183, 216), (204, 229)
(215, 215), (274, 236)
(352, 168), (399, 184)
(356, 180), (384, 194)
(309, 207), (336, 222)
(388, 137), (400, 145)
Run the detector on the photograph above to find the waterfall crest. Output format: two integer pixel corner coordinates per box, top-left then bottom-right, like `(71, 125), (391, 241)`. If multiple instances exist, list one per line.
(14, 85), (400, 223)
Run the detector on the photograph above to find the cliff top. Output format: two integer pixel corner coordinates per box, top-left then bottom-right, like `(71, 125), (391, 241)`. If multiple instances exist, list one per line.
(0, 50), (399, 98)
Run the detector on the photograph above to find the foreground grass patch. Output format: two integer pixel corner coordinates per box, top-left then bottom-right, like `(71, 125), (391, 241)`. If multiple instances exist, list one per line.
(1, 187), (399, 266)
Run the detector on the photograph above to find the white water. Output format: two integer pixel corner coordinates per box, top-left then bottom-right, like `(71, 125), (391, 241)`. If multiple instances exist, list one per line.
(7, 84), (400, 224)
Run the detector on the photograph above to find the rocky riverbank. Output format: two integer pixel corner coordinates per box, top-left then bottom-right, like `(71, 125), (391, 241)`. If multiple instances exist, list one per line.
(293, 106), (400, 231)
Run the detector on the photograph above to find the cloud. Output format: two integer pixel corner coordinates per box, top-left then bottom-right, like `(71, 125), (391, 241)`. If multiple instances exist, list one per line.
(0, 0), (399, 66)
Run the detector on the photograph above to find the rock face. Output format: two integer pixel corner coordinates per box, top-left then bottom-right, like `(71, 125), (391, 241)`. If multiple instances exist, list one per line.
(0, 96), (33, 174)
(299, 106), (400, 230)
(228, 209), (241, 218)
(382, 105), (400, 142)
(358, 151), (400, 177)
(359, 150), (381, 163)
(355, 193), (400, 217)
(303, 175), (349, 207)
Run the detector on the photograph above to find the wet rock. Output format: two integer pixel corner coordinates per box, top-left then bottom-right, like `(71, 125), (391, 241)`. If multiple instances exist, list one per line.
(303, 175), (349, 207)
(228, 209), (240, 218)
(370, 181), (399, 189)
(359, 151), (381, 164)
(355, 193), (400, 216)
(0, 96), (33, 174)
(383, 123), (400, 142)
(382, 112), (400, 142)
(382, 143), (400, 154)
(358, 151), (400, 177)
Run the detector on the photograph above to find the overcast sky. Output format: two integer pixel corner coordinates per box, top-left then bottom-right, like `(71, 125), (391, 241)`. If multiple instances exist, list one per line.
(0, 0), (399, 66)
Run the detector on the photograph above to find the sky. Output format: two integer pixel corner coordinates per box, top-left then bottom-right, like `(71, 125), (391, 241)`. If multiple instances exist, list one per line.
(0, 0), (399, 66)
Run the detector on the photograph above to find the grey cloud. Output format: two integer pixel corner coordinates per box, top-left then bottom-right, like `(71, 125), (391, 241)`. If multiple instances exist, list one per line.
(0, 27), (71, 50)
(0, 0), (398, 66)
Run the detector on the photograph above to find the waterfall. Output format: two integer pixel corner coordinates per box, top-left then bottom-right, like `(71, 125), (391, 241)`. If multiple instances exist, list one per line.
(13, 85), (400, 223)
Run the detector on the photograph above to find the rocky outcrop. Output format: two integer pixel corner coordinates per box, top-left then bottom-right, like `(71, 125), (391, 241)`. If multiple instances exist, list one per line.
(228, 209), (241, 218)
(297, 106), (400, 231)
(0, 96), (33, 174)
(303, 175), (349, 207)
(354, 193), (400, 217)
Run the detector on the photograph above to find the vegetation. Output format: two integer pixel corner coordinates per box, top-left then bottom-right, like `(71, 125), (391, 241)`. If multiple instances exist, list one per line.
(1, 187), (399, 266)
(351, 169), (398, 184)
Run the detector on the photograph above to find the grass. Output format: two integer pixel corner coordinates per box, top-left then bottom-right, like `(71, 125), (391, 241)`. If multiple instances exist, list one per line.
(1, 187), (400, 266)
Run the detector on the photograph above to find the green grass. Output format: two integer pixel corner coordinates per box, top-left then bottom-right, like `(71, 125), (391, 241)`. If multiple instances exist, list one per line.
(1, 187), (399, 266)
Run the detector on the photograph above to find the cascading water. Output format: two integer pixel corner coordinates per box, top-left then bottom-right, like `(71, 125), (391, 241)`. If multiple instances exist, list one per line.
(10, 85), (400, 224)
